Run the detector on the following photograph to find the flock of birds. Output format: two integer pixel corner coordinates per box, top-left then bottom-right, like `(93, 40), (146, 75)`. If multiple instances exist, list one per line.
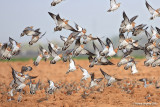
(1, 0), (160, 102)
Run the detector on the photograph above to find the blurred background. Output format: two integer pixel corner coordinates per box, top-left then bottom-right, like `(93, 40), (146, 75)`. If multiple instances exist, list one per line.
(0, 0), (160, 58)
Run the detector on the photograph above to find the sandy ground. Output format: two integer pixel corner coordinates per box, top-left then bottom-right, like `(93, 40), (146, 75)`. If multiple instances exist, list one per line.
(0, 59), (160, 107)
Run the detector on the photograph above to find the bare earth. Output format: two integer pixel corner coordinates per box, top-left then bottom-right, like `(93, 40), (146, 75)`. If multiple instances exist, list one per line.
(0, 59), (160, 107)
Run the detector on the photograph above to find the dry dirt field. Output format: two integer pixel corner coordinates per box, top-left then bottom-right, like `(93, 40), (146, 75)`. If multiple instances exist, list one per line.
(0, 59), (160, 107)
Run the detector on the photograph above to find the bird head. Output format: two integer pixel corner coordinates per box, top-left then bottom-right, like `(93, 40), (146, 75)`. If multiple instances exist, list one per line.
(153, 42), (156, 47)
(59, 54), (63, 58)
(106, 45), (109, 49)
(88, 34), (92, 38)
(117, 3), (121, 7)
(76, 65), (79, 69)
(64, 20), (69, 24)
(39, 54), (43, 58)
(17, 43), (21, 48)
(131, 22), (136, 27)
(44, 51), (48, 55)
(32, 80), (36, 84)
(156, 34), (160, 38)
(0, 43), (2, 47)
(82, 29), (86, 34)
(80, 44), (84, 48)
(7, 47), (12, 51)
(114, 48), (118, 53)
(30, 26), (34, 29)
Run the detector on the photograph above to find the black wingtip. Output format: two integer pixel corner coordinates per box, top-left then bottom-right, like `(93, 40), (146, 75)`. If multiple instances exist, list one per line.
(108, 61), (114, 65)
(100, 68), (106, 77)
(139, 78), (145, 82)
(106, 38), (112, 46)
(48, 12), (53, 16)
(78, 65), (82, 69)
(123, 11), (127, 17)
(91, 73), (94, 81)
(156, 27), (160, 34)
(92, 42), (96, 50)
(39, 45), (43, 51)
(9, 37), (14, 42)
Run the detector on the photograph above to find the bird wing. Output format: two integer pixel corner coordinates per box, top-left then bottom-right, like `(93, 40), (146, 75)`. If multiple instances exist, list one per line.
(39, 32), (46, 39)
(151, 26), (157, 35)
(9, 37), (17, 48)
(48, 43), (58, 57)
(48, 12), (58, 25)
(60, 35), (67, 42)
(145, 30), (151, 39)
(97, 37), (106, 49)
(56, 14), (64, 26)
(95, 78), (103, 83)
(11, 67), (24, 84)
(93, 42), (100, 57)
(24, 74), (38, 80)
(130, 15), (138, 23)
(146, 1), (155, 15)
(64, 24), (78, 32)
(69, 59), (76, 68)
(119, 33), (125, 43)
(74, 36), (81, 50)
(100, 68), (111, 80)
(156, 27), (160, 34)
(110, 0), (116, 7)
(91, 73), (95, 81)
(107, 38), (114, 52)
(74, 22), (83, 31)
(123, 11), (130, 25)
(79, 65), (89, 76)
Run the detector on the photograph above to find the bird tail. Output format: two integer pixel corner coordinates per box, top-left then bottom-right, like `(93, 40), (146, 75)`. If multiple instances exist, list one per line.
(66, 71), (69, 74)
(108, 61), (114, 65)
(107, 9), (111, 12)
(150, 17), (154, 20)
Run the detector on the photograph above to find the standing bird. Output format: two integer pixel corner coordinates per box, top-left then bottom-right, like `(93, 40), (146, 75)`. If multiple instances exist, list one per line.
(108, 0), (121, 12)
(27, 80), (40, 94)
(145, 0), (160, 20)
